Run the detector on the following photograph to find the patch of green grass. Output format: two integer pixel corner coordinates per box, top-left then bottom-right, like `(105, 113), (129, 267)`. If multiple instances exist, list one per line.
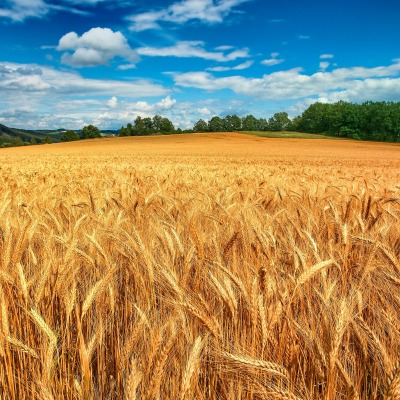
(241, 131), (342, 139)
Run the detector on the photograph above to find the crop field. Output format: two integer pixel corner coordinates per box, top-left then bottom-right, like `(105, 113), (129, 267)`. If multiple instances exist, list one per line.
(0, 132), (399, 400)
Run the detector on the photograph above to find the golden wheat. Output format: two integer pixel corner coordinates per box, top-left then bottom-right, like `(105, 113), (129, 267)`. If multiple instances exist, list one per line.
(0, 133), (398, 399)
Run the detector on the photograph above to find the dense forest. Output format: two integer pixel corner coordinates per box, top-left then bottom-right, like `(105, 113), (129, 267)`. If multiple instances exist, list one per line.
(1, 101), (400, 148)
(297, 101), (400, 141)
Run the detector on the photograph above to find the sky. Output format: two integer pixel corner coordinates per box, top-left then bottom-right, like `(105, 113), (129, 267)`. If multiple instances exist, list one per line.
(1, 0), (400, 130)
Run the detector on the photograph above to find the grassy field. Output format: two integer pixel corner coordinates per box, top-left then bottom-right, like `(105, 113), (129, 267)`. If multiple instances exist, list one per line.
(0, 132), (399, 399)
(241, 130), (336, 139)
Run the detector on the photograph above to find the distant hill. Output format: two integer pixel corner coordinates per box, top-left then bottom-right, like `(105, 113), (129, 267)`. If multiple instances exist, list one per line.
(0, 124), (64, 146)
(0, 124), (119, 147)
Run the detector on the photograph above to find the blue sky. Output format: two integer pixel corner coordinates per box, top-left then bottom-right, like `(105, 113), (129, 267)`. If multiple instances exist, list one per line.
(1, 0), (400, 130)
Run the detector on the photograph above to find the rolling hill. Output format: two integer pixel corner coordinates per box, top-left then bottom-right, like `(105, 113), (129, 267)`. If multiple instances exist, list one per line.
(0, 124), (119, 147)
(0, 123), (64, 146)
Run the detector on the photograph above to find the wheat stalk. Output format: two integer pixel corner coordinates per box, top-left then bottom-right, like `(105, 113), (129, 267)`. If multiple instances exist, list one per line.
(181, 335), (206, 399)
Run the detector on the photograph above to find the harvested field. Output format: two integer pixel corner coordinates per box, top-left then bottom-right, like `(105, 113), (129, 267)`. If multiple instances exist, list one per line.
(0, 133), (399, 399)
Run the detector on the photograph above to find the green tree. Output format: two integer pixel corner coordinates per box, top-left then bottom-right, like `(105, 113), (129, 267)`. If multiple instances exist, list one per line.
(60, 130), (80, 142)
(268, 112), (291, 131)
(119, 123), (134, 136)
(257, 118), (269, 131)
(132, 116), (144, 135)
(81, 124), (101, 139)
(160, 117), (175, 134)
(152, 115), (163, 132)
(289, 116), (302, 131)
(223, 114), (243, 131)
(42, 136), (53, 144)
(231, 114), (242, 131)
(242, 115), (258, 131)
(208, 116), (225, 132)
(142, 117), (153, 135)
(11, 137), (24, 146)
(193, 119), (209, 132)
(223, 115), (234, 131)
(299, 103), (330, 133)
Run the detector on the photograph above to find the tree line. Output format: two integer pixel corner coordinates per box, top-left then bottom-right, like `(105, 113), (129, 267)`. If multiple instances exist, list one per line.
(296, 101), (400, 141)
(115, 101), (400, 142)
(119, 115), (175, 136)
(192, 112), (292, 133)
(60, 125), (102, 142)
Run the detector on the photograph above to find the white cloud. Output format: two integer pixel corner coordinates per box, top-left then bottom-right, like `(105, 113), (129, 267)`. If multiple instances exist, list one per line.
(197, 107), (212, 115)
(0, 96), (177, 131)
(0, 0), (48, 21)
(0, 61), (175, 129)
(128, 0), (252, 31)
(298, 35), (310, 40)
(215, 45), (235, 51)
(107, 96), (118, 108)
(320, 54), (334, 59)
(0, 0), (91, 21)
(173, 61), (400, 101)
(319, 61), (329, 71)
(261, 52), (284, 66)
(57, 27), (139, 68)
(137, 41), (249, 62)
(117, 64), (137, 70)
(108, 95), (176, 116)
(0, 62), (167, 98)
(261, 58), (284, 66)
(89, 95), (177, 126)
(206, 60), (253, 71)
(157, 95), (177, 110)
(289, 77), (400, 116)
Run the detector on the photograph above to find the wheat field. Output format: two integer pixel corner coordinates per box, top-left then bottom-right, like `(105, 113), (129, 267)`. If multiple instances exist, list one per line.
(0, 133), (399, 399)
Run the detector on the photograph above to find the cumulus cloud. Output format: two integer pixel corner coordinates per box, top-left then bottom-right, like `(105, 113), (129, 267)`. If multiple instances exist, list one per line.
(128, 0), (252, 31)
(261, 52), (284, 66)
(207, 60), (253, 71)
(107, 96), (118, 108)
(109, 96), (178, 125)
(137, 41), (249, 62)
(57, 27), (139, 68)
(173, 61), (400, 101)
(87, 95), (177, 127)
(157, 95), (177, 110)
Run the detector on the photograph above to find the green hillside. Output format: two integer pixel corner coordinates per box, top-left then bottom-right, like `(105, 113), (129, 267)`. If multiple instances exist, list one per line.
(0, 124), (63, 147)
